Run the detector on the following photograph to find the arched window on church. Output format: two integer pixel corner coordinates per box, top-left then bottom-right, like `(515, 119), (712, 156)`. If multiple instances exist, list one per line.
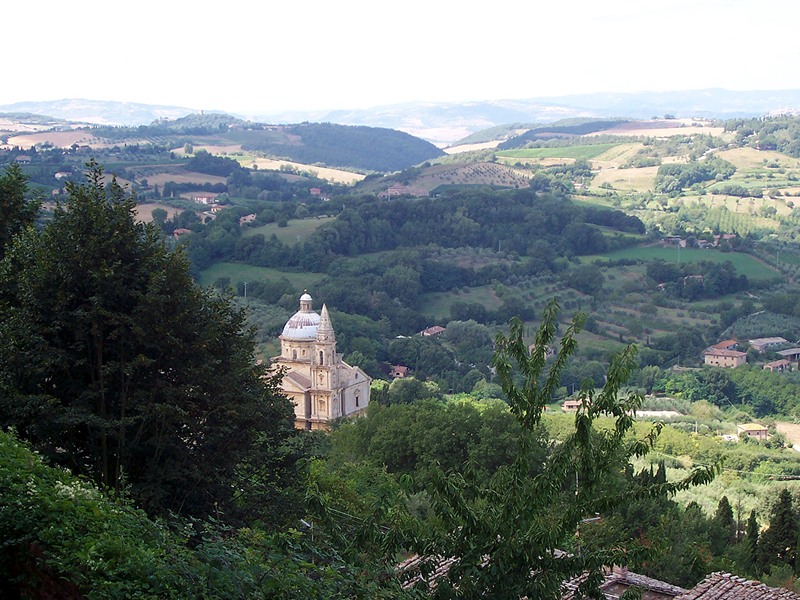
(292, 349), (297, 360)
(319, 351), (324, 365)
(355, 393), (360, 407)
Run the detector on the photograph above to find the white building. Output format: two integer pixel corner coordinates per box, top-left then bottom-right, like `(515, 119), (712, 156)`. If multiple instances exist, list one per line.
(273, 292), (370, 430)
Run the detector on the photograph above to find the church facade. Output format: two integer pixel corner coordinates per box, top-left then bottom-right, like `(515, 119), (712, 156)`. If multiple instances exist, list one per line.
(274, 292), (370, 430)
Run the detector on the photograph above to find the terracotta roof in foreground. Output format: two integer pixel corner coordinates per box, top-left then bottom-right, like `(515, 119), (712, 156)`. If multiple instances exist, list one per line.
(676, 572), (800, 600)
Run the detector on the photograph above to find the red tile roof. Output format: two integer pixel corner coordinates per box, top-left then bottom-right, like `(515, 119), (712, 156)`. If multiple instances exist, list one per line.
(677, 572), (800, 599)
(704, 348), (747, 358)
(712, 339), (738, 350)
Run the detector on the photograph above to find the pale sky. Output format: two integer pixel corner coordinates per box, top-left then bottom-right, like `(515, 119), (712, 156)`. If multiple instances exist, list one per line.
(5, 0), (799, 114)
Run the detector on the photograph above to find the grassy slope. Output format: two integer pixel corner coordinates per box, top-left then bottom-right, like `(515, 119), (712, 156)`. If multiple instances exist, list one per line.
(496, 143), (619, 161)
(242, 217), (336, 244)
(198, 263), (323, 289)
(586, 246), (780, 282)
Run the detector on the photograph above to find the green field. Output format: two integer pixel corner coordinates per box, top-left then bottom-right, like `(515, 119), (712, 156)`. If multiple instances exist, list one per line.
(588, 246), (780, 281)
(198, 262), (323, 289)
(242, 217), (335, 244)
(496, 144), (619, 161)
(420, 286), (503, 320)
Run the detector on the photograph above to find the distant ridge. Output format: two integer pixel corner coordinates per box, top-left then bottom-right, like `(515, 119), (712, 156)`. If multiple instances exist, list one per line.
(4, 89), (800, 144)
(257, 89), (800, 144)
(0, 99), (196, 126)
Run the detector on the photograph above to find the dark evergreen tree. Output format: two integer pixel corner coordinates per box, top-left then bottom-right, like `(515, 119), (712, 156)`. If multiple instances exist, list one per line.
(0, 161), (297, 520)
(759, 488), (797, 573)
(710, 496), (736, 555)
(0, 162), (40, 259)
(654, 461), (667, 484)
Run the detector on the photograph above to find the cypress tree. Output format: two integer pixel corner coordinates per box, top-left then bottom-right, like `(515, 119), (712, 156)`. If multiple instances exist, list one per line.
(746, 509), (759, 573)
(759, 489), (797, 572)
(710, 496), (735, 555)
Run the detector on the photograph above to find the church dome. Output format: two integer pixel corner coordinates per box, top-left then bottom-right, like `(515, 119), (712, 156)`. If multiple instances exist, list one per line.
(282, 292), (321, 339)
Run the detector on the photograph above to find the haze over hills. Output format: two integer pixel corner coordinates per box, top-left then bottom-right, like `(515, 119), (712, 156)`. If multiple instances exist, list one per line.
(4, 89), (800, 145)
(0, 99), (195, 127)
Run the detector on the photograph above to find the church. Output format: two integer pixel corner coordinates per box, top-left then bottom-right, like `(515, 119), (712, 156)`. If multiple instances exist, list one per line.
(274, 292), (370, 430)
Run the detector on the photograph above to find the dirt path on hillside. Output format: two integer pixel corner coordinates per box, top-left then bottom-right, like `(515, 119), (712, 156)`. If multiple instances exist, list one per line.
(776, 422), (800, 445)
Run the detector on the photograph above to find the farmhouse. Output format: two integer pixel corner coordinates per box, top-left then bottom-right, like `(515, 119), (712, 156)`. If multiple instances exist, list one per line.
(192, 192), (216, 204)
(528, 343), (555, 359)
(389, 365), (409, 379)
(776, 348), (800, 363)
(713, 233), (737, 246)
(273, 292), (370, 430)
(562, 399), (585, 411)
(420, 325), (446, 337)
(749, 337), (788, 352)
(239, 213), (256, 226)
(662, 236), (686, 247)
(764, 359), (792, 373)
(703, 348), (746, 369)
(737, 423), (768, 441)
(711, 339), (739, 351)
(378, 186), (406, 199)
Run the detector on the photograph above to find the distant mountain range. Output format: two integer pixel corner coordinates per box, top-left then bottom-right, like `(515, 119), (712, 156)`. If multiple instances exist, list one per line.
(4, 89), (800, 145)
(0, 99), (193, 127)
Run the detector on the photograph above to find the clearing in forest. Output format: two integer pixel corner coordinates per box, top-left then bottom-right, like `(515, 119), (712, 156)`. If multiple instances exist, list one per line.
(589, 247), (780, 282)
(198, 263), (323, 290)
(242, 216), (336, 244)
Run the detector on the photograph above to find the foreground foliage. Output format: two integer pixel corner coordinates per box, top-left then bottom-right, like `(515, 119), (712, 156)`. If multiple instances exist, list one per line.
(0, 430), (410, 599)
(404, 302), (716, 598)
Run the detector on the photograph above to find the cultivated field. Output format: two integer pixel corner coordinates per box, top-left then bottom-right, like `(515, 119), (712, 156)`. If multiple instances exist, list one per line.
(496, 143), (619, 162)
(590, 143), (643, 168)
(133, 203), (184, 223)
(591, 166), (659, 192)
(172, 144), (243, 156)
(243, 158), (364, 184)
(130, 167), (227, 187)
(6, 130), (103, 149)
(586, 119), (726, 138)
(444, 141), (504, 154)
(716, 147), (800, 171)
(684, 193), (793, 218)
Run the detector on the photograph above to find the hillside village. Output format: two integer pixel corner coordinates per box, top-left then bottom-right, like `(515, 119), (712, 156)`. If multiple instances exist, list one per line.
(9, 106), (800, 597)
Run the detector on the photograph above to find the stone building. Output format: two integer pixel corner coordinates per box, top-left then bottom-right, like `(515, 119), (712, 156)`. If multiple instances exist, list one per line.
(703, 348), (746, 369)
(274, 292), (370, 430)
